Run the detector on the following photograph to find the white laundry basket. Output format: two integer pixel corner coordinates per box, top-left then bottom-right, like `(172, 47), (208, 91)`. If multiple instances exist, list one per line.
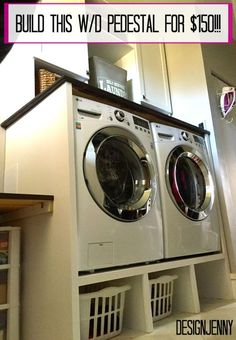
(79, 285), (130, 339)
(149, 275), (178, 321)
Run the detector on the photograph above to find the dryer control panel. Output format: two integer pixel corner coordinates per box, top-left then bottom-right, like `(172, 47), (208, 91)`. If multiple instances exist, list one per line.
(192, 134), (205, 147)
(152, 123), (206, 150)
(181, 131), (190, 141)
(180, 130), (206, 149)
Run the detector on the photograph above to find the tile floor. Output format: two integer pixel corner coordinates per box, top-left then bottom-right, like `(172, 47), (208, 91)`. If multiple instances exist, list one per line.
(118, 299), (236, 339)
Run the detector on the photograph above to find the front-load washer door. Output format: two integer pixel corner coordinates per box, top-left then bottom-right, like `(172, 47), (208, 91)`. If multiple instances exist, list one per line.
(166, 145), (214, 221)
(83, 126), (156, 221)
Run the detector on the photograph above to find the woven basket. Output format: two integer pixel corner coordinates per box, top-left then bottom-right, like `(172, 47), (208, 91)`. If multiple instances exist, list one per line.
(38, 68), (60, 93)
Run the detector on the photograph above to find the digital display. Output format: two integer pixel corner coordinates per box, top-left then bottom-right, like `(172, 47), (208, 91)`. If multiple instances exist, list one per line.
(193, 135), (204, 145)
(133, 116), (149, 130)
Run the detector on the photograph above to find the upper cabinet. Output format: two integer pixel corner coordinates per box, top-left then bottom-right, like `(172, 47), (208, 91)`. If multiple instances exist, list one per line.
(165, 44), (211, 126)
(136, 44), (172, 115)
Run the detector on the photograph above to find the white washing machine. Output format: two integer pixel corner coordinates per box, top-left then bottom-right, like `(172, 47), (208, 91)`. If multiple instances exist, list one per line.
(151, 123), (221, 259)
(73, 96), (163, 271)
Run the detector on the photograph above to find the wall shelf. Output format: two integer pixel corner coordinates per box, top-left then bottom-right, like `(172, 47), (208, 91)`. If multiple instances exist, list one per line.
(0, 193), (54, 223)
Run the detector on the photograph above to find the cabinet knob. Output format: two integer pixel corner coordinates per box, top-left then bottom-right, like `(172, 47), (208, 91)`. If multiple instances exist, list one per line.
(86, 70), (90, 76)
(143, 94), (146, 100)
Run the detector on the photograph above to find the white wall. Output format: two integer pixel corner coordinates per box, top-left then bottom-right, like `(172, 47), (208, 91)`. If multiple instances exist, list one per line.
(202, 44), (236, 271)
(0, 44), (40, 122)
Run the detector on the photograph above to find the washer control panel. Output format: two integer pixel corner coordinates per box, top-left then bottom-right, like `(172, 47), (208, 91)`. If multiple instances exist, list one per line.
(132, 115), (150, 134)
(74, 95), (151, 136)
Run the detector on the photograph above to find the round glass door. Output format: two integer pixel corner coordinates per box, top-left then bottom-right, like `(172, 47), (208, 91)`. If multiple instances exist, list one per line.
(83, 127), (156, 221)
(166, 145), (214, 220)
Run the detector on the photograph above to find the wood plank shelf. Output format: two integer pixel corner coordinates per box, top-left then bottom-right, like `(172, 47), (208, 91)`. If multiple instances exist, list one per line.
(78, 252), (225, 287)
(0, 193), (54, 223)
(1, 74), (209, 137)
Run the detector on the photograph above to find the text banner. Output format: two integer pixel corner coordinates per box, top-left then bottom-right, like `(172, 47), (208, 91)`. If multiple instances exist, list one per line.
(5, 3), (232, 44)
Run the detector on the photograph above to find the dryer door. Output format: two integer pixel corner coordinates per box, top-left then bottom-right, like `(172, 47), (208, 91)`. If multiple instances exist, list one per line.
(166, 145), (214, 220)
(83, 126), (156, 221)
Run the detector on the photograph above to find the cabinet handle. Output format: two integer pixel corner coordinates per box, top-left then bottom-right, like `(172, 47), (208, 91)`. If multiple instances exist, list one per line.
(143, 94), (146, 100)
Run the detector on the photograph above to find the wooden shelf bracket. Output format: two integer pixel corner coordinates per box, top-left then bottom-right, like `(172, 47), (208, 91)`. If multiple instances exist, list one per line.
(0, 201), (53, 224)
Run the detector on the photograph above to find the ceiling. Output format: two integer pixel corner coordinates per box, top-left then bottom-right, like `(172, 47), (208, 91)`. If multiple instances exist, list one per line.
(0, 0), (235, 63)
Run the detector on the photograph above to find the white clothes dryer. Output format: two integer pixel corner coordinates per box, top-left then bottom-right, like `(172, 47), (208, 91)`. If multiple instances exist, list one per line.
(74, 96), (163, 271)
(151, 123), (221, 259)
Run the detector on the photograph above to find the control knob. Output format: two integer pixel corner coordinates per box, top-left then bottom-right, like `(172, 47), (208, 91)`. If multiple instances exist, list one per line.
(181, 131), (189, 141)
(114, 110), (125, 122)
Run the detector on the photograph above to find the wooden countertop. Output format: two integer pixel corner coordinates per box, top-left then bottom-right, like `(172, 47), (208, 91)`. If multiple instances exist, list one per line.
(1, 67), (209, 136)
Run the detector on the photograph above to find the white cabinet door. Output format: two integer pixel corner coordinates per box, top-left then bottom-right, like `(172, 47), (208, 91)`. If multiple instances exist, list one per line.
(137, 44), (172, 115)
